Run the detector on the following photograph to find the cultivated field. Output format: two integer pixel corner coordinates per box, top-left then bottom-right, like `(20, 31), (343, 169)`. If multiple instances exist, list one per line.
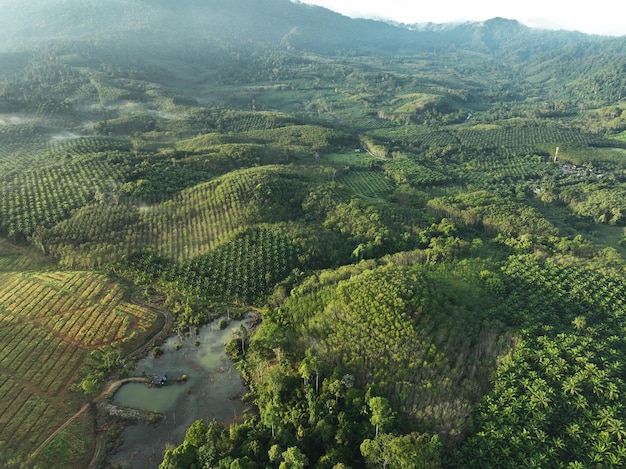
(0, 239), (159, 465)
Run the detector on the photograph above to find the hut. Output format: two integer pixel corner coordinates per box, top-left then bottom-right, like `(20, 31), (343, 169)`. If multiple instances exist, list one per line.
(151, 374), (167, 387)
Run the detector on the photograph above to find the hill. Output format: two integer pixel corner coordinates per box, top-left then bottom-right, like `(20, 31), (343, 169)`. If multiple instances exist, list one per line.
(0, 0), (616, 54)
(1, 0), (626, 467)
(0, 0), (415, 52)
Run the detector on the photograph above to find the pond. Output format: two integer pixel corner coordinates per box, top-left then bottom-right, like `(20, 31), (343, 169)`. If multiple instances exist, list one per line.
(107, 316), (250, 468)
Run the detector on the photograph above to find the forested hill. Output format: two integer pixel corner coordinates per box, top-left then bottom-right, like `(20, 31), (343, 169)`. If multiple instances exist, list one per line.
(0, 0), (619, 55)
(3, 0), (626, 467)
(0, 0), (415, 51)
(2, 0), (625, 101)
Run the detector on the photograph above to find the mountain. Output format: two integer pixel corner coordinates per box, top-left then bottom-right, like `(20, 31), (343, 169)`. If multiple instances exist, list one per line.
(1, 0), (625, 103)
(3, 1), (626, 468)
(0, 0), (417, 52)
(0, 0), (614, 54)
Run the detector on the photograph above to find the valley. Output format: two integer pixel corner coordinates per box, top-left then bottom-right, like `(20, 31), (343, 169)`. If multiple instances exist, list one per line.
(0, 1), (625, 467)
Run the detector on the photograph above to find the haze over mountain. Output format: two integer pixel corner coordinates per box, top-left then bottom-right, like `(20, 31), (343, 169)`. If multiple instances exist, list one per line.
(0, 0), (620, 55)
(1, 0), (623, 105)
(302, 0), (626, 37)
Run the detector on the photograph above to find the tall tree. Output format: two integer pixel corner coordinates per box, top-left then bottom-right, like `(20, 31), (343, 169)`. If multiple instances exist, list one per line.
(368, 396), (395, 437)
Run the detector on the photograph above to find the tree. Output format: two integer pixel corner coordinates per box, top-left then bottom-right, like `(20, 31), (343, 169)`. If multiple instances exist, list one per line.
(28, 225), (48, 254)
(102, 345), (121, 371)
(253, 321), (287, 363)
(185, 419), (208, 447)
(361, 433), (442, 469)
(159, 442), (196, 469)
(368, 397), (395, 437)
(304, 349), (323, 393)
(230, 457), (258, 469)
(298, 358), (312, 387)
(572, 315), (586, 330)
(329, 379), (343, 404)
(206, 418), (226, 444)
(269, 444), (283, 464)
(263, 399), (282, 438)
(235, 323), (249, 355)
(279, 447), (308, 469)
(80, 373), (103, 398)
(361, 434), (393, 468)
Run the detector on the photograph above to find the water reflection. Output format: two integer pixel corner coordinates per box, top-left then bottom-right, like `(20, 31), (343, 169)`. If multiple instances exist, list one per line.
(107, 317), (248, 468)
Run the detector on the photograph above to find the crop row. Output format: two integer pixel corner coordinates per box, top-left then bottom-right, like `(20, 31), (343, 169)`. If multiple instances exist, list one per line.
(504, 257), (626, 317)
(0, 323), (83, 393)
(0, 376), (28, 430)
(458, 155), (553, 185)
(0, 279), (59, 319)
(69, 81), (100, 105)
(45, 136), (130, 159)
(114, 302), (158, 332)
(41, 305), (128, 347)
(383, 158), (451, 186)
(47, 166), (301, 267)
(49, 204), (141, 246)
(0, 272), (103, 320)
(147, 180), (246, 262)
(375, 124), (618, 157)
(412, 129), (459, 148)
(0, 266), (159, 453)
(177, 226), (301, 303)
(0, 123), (45, 144)
(0, 271), (155, 340)
(0, 133), (51, 177)
(218, 112), (281, 133)
(427, 191), (559, 237)
(0, 387), (47, 449)
(0, 155), (130, 236)
(0, 375), (65, 455)
(335, 170), (394, 198)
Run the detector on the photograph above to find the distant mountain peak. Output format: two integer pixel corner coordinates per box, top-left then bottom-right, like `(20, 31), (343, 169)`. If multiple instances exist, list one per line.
(0, 0), (612, 55)
(482, 17), (525, 27)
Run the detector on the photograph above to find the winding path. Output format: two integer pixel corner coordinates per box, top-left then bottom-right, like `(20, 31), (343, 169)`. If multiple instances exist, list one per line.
(29, 298), (172, 462)
(30, 403), (91, 460)
(30, 378), (148, 459)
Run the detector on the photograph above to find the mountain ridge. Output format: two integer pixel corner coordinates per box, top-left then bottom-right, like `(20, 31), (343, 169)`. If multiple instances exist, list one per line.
(0, 0), (624, 104)
(0, 0), (616, 54)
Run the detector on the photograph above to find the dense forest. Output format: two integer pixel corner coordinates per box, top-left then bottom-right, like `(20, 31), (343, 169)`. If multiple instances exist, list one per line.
(1, 0), (626, 468)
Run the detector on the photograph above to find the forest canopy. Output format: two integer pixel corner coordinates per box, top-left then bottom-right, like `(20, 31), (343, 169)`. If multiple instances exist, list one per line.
(1, 1), (626, 468)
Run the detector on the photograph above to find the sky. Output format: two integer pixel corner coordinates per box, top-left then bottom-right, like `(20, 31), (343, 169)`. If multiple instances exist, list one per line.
(301, 1), (626, 37)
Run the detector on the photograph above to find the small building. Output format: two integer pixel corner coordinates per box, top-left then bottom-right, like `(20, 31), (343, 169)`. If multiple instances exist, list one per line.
(151, 374), (167, 387)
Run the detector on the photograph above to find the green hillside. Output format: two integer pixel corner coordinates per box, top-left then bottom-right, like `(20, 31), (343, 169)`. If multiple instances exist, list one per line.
(1, 1), (626, 467)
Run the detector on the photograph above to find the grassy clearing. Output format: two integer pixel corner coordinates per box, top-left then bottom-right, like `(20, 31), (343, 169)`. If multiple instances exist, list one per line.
(324, 151), (375, 167)
(33, 412), (94, 469)
(588, 224), (626, 256)
(0, 238), (51, 272)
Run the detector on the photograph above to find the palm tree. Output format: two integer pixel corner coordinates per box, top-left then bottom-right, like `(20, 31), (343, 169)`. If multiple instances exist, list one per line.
(606, 418), (626, 442)
(562, 376), (582, 396)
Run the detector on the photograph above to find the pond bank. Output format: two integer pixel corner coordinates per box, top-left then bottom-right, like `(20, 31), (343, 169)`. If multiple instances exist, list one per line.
(102, 316), (251, 469)
(96, 377), (164, 424)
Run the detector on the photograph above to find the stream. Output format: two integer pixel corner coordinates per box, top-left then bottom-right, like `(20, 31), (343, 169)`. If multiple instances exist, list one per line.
(107, 317), (249, 468)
